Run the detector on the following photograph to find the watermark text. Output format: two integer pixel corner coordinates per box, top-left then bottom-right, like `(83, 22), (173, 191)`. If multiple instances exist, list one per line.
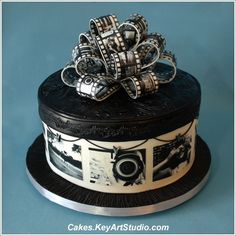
(68, 223), (169, 232)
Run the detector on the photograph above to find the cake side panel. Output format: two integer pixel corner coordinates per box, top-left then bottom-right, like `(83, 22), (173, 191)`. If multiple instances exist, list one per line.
(42, 119), (197, 194)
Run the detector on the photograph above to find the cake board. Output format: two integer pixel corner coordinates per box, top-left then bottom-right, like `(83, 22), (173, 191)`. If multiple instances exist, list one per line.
(26, 134), (211, 217)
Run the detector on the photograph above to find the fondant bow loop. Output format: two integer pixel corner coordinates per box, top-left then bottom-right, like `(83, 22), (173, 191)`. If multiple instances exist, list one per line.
(61, 13), (177, 101)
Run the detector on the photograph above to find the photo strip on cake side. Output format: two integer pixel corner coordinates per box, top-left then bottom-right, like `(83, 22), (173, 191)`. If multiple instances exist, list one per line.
(42, 119), (197, 194)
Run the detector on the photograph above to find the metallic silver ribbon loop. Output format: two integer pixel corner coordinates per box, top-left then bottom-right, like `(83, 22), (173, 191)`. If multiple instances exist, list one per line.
(61, 13), (177, 101)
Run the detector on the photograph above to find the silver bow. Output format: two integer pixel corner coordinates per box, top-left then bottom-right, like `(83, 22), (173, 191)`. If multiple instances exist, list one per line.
(61, 13), (177, 101)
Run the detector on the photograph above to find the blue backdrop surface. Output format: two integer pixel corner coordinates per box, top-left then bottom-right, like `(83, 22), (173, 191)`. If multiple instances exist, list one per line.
(3, 2), (234, 234)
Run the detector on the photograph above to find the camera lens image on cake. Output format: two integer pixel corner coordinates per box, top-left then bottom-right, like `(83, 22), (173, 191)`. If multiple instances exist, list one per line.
(47, 128), (83, 180)
(89, 148), (146, 187)
(153, 136), (191, 181)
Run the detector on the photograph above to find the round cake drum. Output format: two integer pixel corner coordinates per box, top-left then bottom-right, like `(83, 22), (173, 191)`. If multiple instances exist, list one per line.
(26, 135), (210, 216)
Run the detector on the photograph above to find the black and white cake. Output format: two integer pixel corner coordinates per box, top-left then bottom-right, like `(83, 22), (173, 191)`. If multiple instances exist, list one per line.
(26, 14), (211, 216)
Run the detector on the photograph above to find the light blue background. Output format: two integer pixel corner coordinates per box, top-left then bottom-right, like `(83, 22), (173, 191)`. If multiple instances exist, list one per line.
(3, 2), (234, 234)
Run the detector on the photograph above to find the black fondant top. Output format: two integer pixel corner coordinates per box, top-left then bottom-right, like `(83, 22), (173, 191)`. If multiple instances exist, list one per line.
(38, 63), (201, 141)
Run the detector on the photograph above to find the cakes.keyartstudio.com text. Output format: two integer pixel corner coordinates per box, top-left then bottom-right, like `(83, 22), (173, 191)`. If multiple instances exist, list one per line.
(67, 223), (170, 232)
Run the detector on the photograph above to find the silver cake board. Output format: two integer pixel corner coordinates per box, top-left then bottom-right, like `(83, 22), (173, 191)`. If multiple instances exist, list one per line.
(26, 134), (211, 217)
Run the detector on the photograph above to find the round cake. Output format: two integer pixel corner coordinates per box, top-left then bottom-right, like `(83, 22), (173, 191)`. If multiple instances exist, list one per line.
(26, 63), (211, 216)
(26, 13), (211, 216)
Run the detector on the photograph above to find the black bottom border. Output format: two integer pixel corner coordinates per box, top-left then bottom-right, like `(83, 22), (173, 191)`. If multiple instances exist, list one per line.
(26, 134), (211, 216)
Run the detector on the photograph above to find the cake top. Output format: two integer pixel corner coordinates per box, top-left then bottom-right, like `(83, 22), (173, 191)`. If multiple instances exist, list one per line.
(39, 63), (200, 121)
(38, 64), (200, 141)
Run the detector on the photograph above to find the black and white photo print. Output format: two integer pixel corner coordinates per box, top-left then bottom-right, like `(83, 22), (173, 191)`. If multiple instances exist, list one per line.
(153, 135), (191, 181)
(89, 148), (146, 187)
(47, 128), (83, 180)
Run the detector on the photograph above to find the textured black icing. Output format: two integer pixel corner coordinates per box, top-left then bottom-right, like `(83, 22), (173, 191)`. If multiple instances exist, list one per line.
(38, 63), (201, 141)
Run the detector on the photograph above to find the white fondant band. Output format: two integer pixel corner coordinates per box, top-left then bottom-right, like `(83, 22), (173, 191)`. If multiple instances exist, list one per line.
(42, 120), (197, 194)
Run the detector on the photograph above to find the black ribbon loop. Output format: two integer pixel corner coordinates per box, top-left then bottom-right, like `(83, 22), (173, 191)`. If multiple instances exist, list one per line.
(76, 74), (120, 101)
(121, 71), (159, 99)
(119, 13), (148, 49)
(79, 31), (94, 45)
(110, 51), (141, 80)
(61, 62), (79, 88)
(90, 14), (119, 37)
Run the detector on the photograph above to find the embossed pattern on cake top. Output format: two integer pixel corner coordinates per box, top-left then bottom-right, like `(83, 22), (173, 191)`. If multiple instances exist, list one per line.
(38, 65), (200, 141)
(61, 13), (177, 101)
